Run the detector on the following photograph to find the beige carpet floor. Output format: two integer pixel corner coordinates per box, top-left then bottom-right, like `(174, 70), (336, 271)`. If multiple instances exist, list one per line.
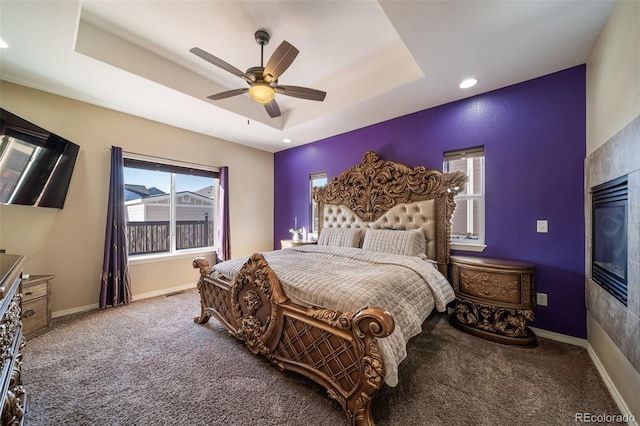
(22, 288), (620, 425)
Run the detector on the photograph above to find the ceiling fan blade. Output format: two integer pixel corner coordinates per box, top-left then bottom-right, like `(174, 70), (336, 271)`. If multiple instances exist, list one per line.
(264, 99), (281, 118)
(275, 85), (326, 102)
(207, 88), (249, 100)
(190, 47), (252, 83)
(263, 41), (299, 83)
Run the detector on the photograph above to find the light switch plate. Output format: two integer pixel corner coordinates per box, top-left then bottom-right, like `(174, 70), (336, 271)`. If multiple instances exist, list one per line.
(536, 220), (548, 233)
(537, 293), (548, 306)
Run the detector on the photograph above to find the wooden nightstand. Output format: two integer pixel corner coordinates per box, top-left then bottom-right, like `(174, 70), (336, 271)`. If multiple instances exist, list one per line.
(449, 256), (536, 346)
(280, 239), (317, 249)
(21, 274), (54, 339)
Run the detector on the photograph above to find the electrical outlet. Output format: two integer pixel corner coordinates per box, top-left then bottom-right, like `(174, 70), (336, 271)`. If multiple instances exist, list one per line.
(536, 220), (548, 233)
(537, 292), (548, 306)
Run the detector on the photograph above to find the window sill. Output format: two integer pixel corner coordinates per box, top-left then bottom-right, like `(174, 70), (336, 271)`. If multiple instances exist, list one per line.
(451, 243), (487, 253)
(128, 248), (216, 265)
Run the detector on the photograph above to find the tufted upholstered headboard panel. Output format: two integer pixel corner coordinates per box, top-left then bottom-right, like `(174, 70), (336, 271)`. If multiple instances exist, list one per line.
(312, 151), (466, 275)
(322, 200), (437, 260)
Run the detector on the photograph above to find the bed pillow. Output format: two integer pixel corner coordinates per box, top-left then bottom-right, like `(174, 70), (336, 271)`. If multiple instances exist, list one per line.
(317, 227), (364, 248)
(361, 229), (426, 257)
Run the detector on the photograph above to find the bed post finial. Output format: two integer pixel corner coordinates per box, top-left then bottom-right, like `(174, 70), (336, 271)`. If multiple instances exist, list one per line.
(192, 257), (212, 324)
(343, 307), (394, 426)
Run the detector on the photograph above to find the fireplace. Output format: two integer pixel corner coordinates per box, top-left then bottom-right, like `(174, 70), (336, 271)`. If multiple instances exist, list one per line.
(591, 175), (628, 305)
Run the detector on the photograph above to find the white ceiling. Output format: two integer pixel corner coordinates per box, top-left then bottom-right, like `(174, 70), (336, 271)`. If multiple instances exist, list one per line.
(0, 1), (613, 153)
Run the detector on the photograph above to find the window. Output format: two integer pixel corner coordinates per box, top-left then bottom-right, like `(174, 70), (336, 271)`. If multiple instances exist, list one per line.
(444, 147), (485, 250)
(310, 172), (328, 236)
(123, 156), (219, 257)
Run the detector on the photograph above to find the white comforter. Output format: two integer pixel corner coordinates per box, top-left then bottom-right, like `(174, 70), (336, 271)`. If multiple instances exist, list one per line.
(213, 245), (455, 386)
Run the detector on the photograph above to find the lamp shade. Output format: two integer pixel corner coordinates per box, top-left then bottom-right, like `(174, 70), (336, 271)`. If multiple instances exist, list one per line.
(249, 83), (276, 103)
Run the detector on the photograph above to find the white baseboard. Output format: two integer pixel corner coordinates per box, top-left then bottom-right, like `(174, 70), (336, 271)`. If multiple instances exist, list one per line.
(530, 327), (637, 425)
(587, 345), (639, 426)
(131, 282), (196, 302)
(529, 326), (588, 347)
(52, 303), (99, 319)
(52, 282), (197, 319)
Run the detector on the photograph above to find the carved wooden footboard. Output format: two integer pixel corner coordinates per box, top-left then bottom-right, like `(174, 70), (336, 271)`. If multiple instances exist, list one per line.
(193, 253), (394, 426)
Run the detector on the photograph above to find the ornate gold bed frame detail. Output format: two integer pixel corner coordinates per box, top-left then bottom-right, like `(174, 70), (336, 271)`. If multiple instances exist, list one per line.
(313, 151), (465, 274)
(193, 254), (393, 426)
(193, 152), (465, 426)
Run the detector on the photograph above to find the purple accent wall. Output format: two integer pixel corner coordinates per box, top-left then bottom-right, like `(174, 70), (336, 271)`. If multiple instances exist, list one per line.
(274, 66), (586, 338)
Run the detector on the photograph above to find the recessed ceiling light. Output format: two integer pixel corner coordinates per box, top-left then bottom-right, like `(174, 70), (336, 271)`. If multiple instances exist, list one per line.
(282, 138), (292, 144)
(459, 78), (478, 89)
(0, 38), (8, 49)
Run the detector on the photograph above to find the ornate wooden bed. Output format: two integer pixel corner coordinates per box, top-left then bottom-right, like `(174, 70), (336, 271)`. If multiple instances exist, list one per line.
(192, 152), (465, 426)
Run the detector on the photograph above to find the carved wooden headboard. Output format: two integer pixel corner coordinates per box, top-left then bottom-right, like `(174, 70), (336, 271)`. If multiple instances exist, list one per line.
(312, 151), (466, 275)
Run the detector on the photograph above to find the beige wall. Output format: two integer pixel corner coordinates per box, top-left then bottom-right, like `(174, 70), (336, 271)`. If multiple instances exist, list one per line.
(585, 0), (640, 420)
(586, 0), (640, 155)
(0, 81), (274, 314)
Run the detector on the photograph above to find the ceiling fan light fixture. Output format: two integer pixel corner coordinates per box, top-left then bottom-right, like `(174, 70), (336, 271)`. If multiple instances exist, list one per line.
(249, 83), (275, 103)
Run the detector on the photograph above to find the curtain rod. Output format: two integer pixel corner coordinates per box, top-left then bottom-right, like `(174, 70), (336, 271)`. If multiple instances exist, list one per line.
(106, 147), (221, 170)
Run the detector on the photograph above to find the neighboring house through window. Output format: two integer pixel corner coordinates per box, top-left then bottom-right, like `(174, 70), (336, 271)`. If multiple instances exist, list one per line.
(443, 146), (486, 251)
(123, 156), (219, 257)
(310, 172), (327, 238)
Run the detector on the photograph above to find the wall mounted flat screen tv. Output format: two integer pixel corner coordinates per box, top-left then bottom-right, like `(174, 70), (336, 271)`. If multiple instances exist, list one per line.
(0, 108), (80, 208)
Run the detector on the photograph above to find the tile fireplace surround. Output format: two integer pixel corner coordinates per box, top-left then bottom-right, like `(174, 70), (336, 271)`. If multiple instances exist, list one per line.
(585, 115), (640, 373)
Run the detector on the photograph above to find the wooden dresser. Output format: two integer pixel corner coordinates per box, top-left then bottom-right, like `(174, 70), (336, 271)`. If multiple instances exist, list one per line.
(0, 254), (27, 424)
(449, 255), (537, 346)
(21, 275), (53, 339)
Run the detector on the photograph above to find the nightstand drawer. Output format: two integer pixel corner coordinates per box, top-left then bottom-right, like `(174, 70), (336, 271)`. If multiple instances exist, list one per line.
(22, 297), (49, 338)
(457, 269), (522, 304)
(23, 282), (48, 302)
(21, 274), (54, 339)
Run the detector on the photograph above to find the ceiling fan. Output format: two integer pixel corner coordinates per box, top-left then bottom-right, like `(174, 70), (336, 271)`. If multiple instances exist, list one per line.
(190, 30), (326, 118)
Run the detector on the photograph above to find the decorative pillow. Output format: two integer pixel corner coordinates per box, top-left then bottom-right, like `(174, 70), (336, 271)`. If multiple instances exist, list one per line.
(317, 227), (364, 248)
(361, 229), (426, 257)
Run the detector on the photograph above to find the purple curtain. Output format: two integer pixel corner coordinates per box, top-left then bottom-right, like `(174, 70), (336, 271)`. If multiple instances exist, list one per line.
(100, 146), (132, 308)
(216, 166), (230, 262)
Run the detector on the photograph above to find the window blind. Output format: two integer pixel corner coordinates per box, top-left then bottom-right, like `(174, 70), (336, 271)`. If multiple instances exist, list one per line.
(310, 172), (327, 180)
(123, 157), (219, 178)
(444, 146), (485, 162)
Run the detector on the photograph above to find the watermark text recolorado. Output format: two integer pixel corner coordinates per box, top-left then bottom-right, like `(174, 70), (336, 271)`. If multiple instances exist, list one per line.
(575, 412), (635, 423)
